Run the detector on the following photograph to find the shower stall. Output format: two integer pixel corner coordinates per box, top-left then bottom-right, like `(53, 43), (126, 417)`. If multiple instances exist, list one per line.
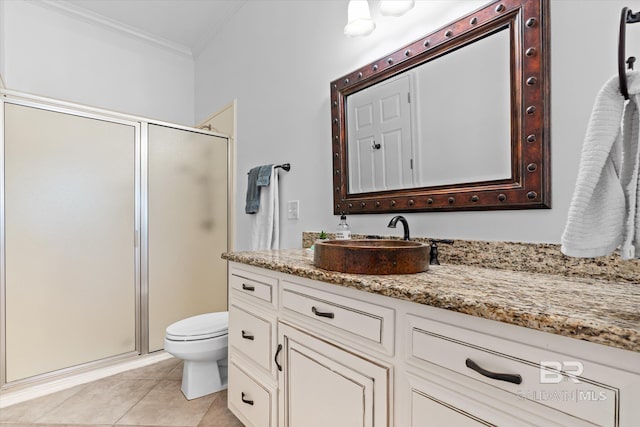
(0, 91), (231, 387)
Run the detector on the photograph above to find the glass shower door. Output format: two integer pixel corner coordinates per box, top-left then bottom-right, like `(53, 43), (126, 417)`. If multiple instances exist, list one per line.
(147, 124), (228, 352)
(3, 103), (138, 382)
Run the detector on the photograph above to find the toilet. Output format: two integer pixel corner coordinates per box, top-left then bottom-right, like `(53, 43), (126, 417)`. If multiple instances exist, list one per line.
(164, 311), (229, 400)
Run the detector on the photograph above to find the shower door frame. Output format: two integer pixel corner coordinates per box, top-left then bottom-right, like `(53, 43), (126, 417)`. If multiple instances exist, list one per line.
(0, 95), (142, 388)
(0, 89), (232, 389)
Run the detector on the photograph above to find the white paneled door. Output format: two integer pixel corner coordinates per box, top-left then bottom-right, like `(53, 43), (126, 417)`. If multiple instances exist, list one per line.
(347, 74), (414, 193)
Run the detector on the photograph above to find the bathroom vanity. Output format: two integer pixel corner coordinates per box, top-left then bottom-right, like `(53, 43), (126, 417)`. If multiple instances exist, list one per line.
(223, 249), (640, 427)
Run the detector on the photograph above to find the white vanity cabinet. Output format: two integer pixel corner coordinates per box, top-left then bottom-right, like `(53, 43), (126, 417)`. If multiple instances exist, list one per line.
(228, 264), (392, 427)
(227, 262), (640, 427)
(227, 267), (278, 427)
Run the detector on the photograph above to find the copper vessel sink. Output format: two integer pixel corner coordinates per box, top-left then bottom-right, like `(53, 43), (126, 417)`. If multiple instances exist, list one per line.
(313, 239), (429, 275)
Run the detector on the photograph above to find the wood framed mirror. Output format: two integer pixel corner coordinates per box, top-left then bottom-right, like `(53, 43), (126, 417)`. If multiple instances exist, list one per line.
(330, 0), (550, 214)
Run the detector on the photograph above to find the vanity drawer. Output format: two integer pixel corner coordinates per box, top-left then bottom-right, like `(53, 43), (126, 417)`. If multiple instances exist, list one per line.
(229, 304), (273, 372)
(230, 268), (276, 306)
(281, 281), (394, 352)
(405, 372), (595, 427)
(408, 315), (617, 427)
(228, 361), (273, 427)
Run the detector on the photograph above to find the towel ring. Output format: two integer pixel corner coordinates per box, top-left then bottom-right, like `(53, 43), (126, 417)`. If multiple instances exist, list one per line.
(619, 7), (640, 100)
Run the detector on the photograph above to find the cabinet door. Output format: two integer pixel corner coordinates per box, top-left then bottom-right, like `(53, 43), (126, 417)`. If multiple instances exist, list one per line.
(405, 372), (592, 427)
(278, 322), (389, 427)
(411, 390), (489, 427)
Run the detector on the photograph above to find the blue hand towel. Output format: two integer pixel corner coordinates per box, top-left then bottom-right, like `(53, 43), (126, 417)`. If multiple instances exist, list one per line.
(245, 167), (262, 214)
(245, 164), (274, 214)
(257, 164), (273, 186)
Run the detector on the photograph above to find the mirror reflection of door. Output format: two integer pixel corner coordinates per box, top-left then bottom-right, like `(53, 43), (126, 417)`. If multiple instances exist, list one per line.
(344, 27), (511, 195)
(347, 74), (415, 193)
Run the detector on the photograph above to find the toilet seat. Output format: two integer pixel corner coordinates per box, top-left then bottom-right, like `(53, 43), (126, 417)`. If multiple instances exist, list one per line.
(166, 312), (228, 341)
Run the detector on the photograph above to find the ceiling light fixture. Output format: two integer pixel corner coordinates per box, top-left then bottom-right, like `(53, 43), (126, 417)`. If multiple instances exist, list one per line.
(379, 0), (415, 17)
(344, 0), (376, 37)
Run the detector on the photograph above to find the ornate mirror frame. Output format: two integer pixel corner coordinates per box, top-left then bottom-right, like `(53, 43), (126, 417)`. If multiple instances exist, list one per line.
(330, 0), (550, 214)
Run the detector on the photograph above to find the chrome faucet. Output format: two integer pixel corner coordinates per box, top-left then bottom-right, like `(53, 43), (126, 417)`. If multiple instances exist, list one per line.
(387, 215), (410, 240)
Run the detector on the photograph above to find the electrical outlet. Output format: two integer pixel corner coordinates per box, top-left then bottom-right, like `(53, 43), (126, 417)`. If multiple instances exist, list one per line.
(287, 200), (299, 220)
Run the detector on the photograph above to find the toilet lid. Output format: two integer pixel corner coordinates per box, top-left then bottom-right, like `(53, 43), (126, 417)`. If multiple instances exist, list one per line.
(166, 312), (228, 341)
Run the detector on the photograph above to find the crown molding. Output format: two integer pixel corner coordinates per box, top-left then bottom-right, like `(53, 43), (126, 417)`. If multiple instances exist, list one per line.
(36, 0), (194, 58)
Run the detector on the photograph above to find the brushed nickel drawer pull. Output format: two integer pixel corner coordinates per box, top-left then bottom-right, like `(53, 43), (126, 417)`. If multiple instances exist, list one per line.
(465, 358), (522, 385)
(312, 306), (335, 319)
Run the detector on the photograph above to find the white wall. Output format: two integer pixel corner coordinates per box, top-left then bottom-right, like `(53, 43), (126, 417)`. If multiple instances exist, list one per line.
(2, 0), (635, 250)
(0, 0), (194, 125)
(195, 0), (640, 250)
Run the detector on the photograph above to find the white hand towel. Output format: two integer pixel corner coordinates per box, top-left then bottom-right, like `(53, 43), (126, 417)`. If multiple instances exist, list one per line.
(620, 94), (640, 258)
(561, 71), (640, 258)
(633, 94), (640, 257)
(251, 166), (280, 250)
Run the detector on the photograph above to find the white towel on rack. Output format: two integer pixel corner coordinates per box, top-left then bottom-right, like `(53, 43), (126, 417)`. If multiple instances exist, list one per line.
(620, 91), (640, 257)
(561, 71), (640, 258)
(251, 165), (280, 250)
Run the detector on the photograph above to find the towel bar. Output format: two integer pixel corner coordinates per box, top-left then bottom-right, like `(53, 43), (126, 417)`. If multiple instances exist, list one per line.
(246, 163), (291, 175)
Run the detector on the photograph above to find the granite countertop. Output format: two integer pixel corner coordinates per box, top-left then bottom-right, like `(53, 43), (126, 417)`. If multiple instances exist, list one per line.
(222, 249), (640, 353)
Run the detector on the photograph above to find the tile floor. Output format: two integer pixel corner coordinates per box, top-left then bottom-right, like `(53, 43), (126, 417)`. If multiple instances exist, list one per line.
(0, 357), (243, 427)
